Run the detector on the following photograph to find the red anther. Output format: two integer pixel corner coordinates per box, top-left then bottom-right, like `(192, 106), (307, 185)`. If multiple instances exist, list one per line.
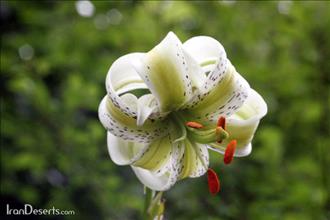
(224, 140), (237, 165)
(186, 121), (203, 129)
(207, 168), (220, 195)
(217, 116), (226, 130)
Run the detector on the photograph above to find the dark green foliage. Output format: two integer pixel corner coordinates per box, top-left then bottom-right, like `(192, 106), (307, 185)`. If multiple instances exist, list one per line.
(1, 1), (329, 219)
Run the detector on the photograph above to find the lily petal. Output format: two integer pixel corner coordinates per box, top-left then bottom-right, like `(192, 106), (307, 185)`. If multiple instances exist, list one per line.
(183, 36), (228, 93)
(184, 61), (250, 122)
(132, 143), (184, 191)
(133, 135), (172, 172)
(136, 94), (158, 127)
(106, 53), (167, 122)
(178, 140), (209, 179)
(99, 95), (168, 143)
(107, 132), (175, 178)
(132, 32), (196, 113)
(208, 89), (267, 157)
(107, 132), (148, 165)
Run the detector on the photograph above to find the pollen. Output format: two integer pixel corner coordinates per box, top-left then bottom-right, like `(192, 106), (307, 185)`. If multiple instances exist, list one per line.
(207, 168), (220, 195)
(224, 140), (237, 165)
(186, 121), (203, 129)
(217, 116), (226, 130)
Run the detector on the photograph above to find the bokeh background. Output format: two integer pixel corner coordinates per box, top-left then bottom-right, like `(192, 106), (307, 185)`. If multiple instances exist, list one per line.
(1, 1), (329, 219)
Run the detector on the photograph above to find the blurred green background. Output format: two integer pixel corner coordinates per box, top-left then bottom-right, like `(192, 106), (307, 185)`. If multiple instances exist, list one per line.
(1, 1), (330, 219)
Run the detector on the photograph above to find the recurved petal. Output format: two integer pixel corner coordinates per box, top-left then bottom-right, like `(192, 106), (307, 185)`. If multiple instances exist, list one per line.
(99, 95), (168, 143)
(132, 135), (172, 173)
(208, 89), (267, 157)
(131, 142), (184, 191)
(175, 140), (209, 179)
(105, 53), (167, 123)
(107, 132), (148, 165)
(132, 32), (196, 113)
(183, 36), (228, 94)
(183, 61), (250, 122)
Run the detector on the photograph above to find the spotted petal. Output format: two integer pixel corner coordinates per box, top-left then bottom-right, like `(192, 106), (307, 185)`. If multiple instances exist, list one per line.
(182, 36), (250, 120)
(107, 132), (148, 165)
(208, 89), (267, 157)
(183, 61), (250, 122)
(132, 142), (184, 191)
(132, 32), (197, 113)
(105, 53), (167, 125)
(178, 140), (209, 179)
(99, 95), (168, 143)
(183, 35), (227, 83)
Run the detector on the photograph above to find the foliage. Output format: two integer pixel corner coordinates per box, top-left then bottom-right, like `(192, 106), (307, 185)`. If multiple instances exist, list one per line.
(1, 1), (329, 219)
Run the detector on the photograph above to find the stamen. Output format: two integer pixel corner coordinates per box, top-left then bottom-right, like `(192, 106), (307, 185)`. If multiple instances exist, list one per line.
(207, 168), (220, 195)
(215, 127), (229, 141)
(224, 140), (237, 165)
(186, 121), (203, 129)
(217, 116), (226, 130)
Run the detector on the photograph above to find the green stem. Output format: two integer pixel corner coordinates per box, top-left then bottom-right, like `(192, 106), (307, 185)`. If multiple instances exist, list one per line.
(143, 187), (153, 219)
(143, 187), (165, 220)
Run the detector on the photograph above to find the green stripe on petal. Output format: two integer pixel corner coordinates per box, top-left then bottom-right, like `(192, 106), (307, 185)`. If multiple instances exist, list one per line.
(183, 36), (228, 95)
(106, 53), (147, 117)
(177, 139), (209, 179)
(208, 89), (267, 157)
(131, 143), (184, 191)
(107, 132), (147, 165)
(105, 53), (166, 122)
(183, 62), (250, 122)
(98, 95), (168, 143)
(132, 32), (194, 113)
(133, 135), (172, 171)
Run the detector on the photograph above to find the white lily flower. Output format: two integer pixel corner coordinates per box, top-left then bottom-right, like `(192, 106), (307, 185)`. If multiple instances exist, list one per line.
(98, 32), (267, 191)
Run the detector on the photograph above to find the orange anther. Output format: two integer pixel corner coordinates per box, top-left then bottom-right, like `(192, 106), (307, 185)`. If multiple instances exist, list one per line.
(217, 116), (226, 130)
(207, 168), (220, 195)
(186, 121), (203, 129)
(224, 140), (237, 165)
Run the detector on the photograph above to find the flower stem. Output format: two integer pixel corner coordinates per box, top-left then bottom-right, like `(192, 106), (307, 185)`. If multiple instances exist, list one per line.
(143, 187), (165, 220)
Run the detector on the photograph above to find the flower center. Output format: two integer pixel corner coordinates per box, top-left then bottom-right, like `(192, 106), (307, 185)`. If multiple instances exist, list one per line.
(184, 116), (237, 195)
(185, 116), (229, 144)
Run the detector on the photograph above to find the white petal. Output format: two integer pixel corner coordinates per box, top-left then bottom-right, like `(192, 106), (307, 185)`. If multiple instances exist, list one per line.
(136, 94), (158, 126)
(132, 167), (172, 191)
(106, 53), (146, 115)
(177, 140), (209, 179)
(98, 95), (168, 143)
(183, 36), (228, 93)
(133, 135), (172, 171)
(131, 143), (184, 191)
(107, 132), (148, 165)
(105, 53), (165, 121)
(208, 89), (267, 157)
(183, 62), (250, 122)
(132, 32), (197, 113)
(208, 143), (252, 157)
(107, 132), (174, 178)
(188, 143), (209, 178)
(116, 82), (148, 96)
